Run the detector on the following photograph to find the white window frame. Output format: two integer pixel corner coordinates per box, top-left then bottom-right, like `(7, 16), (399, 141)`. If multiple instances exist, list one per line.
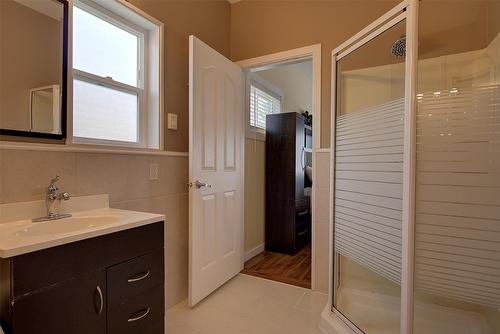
(69, 0), (163, 150)
(246, 72), (284, 141)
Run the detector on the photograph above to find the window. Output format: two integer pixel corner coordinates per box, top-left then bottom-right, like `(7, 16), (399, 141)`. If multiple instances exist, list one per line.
(249, 83), (281, 130)
(71, 0), (162, 149)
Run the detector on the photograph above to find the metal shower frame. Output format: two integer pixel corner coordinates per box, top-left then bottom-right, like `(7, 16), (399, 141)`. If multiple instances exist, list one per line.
(327, 1), (419, 333)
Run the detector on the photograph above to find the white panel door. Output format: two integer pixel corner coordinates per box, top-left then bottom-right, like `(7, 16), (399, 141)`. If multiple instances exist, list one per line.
(188, 36), (244, 307)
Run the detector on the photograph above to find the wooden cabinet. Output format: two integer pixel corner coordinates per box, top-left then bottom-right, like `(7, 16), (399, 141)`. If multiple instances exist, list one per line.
(0, 222), (164, 334)
(265, 112), (312, 255)
(12, 270), (107, 334)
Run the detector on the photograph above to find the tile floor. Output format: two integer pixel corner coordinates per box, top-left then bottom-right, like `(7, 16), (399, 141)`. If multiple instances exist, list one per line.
(166, 274), (328, 334)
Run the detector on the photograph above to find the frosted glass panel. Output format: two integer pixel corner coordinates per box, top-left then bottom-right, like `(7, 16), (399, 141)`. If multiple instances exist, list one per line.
(335, 98), (404, 284)
(333, 20), (406, 334)
(73, 79), (138, 143)
(414, 1), (500, 333)
(415, 85), (500, 308)
(73, 6), (138, 87)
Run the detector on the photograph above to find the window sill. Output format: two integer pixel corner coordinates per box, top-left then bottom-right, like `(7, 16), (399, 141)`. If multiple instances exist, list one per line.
(0, 141), (188, 157)
(246, 128), (266, 142)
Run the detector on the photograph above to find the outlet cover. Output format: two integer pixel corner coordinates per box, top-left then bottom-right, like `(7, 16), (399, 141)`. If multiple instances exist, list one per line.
(167, 113), (178, 130)
(149, 163), (159, 180)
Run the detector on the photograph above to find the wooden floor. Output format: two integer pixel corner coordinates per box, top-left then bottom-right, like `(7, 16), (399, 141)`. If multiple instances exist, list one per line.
(241, 244), (311, 288)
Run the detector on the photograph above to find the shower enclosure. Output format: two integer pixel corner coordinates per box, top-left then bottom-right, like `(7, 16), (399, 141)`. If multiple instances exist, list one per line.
(329, 1), (500, 334)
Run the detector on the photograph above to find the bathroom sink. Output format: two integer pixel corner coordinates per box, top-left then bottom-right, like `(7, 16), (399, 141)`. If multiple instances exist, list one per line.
(0, 194), (165, 258)
(14, 214), (124, 237)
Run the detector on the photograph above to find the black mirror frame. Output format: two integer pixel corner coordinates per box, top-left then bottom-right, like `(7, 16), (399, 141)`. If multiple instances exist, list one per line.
(0, 0), (69, 140)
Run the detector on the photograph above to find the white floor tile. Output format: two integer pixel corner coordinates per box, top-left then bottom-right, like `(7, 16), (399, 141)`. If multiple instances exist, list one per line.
(166, 274), (326, 334)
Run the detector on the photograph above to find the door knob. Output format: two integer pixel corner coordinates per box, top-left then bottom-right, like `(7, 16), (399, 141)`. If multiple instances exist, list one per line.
(195, 180), (211, 189)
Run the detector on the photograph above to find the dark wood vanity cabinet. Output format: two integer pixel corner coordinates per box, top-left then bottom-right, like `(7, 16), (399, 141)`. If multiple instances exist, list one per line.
(265, 112), (312, 255)
(0, 222), (165, 334)
(11, 270), (107, 334)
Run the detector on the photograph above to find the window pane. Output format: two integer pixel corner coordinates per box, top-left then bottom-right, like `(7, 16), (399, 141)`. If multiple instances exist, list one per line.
(250, 84), (281, 130)
(73, 6), (138, 87)
(73, 79), (138, 143)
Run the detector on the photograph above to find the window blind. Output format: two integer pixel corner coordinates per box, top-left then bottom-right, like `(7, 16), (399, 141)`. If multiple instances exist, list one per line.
(250, 84), (281, 130)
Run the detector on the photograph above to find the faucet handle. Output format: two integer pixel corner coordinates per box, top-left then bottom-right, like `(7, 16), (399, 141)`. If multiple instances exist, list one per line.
(49, 175), (61, 186)
(60, 192), (71, 201)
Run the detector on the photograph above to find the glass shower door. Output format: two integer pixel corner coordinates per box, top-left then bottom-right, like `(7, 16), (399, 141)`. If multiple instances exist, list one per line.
(413, 1), (500, 333)
(333, 19), (407, 334)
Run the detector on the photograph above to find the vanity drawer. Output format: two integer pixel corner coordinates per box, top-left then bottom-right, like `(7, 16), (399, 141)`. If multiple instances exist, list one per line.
(10, 222), (164, 297)
(108, 285), (164, 334)
(107, 250), (164, 308)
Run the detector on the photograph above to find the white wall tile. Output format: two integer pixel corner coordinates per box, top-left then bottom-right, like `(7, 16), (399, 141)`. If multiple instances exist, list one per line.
(0, 148), (190, 309)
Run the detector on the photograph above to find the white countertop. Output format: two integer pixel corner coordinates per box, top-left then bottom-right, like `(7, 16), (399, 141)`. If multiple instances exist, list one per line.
(0, 195), (165, 258)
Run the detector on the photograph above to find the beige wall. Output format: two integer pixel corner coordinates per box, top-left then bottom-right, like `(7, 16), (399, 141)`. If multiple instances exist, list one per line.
(0, 0), (62, 131)
(0, 0), (232, 310)
(244, 138), (266, 252)
(256, 61), (313, 114)
(129, 0), (231, 152)
(488, 0), (500, 43)
(230, 0), (400, 147)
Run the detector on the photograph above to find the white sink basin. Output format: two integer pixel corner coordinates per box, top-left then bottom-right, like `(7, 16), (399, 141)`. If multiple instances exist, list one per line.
(0, 195), (165, 258)
(15, 214), (125, 237)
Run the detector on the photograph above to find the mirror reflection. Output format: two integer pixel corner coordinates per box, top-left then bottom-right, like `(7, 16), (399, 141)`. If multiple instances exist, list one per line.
(0, 0), (65, 136)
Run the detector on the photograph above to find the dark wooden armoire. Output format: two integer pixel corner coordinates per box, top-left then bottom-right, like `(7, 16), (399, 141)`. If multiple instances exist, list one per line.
(265, 112), (312, 255)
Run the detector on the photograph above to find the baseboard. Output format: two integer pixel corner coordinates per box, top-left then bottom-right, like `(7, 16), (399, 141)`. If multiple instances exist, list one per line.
(244, 243), (265, 262)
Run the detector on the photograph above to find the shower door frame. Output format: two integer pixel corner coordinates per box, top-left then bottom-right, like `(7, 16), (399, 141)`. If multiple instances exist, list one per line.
(328, 1), (419, 334)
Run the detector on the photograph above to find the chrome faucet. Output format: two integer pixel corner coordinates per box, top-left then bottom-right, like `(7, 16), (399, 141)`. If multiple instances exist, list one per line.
(32, 175), (72, 222)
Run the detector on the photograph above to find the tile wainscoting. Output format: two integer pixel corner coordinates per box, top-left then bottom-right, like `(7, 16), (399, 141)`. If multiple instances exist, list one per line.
(313, 149), (331, 293)
(0, 149), (189, 309)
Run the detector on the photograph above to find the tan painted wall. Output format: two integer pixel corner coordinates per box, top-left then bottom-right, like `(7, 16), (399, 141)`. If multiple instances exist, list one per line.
(230, 0), (400, 147)
(244, 138), (266, 252)
(129, 0), (231, 152)
(0, 0), (62, 131)
(230, 0), (496, 147)
(255, 61), (313, 114)
(488, 0), (500, 43)
(0, 0), (231, 310)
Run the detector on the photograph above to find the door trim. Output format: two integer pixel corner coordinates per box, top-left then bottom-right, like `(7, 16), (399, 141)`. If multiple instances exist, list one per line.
(237, 44), (322, 290)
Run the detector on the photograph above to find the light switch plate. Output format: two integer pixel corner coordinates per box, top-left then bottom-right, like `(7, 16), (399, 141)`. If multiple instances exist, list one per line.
(149, 163), (159, 180)
(167, 113), (178, 130)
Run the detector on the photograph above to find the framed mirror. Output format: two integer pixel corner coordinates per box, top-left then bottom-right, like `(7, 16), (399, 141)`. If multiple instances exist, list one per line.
(0, 0), (68, 139)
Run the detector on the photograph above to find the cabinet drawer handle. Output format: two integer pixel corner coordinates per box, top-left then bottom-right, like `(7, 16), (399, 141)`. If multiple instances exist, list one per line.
(94, 285), (103, 315)
(128, 307), (150, 322)
(127, 270), (150, 283)
(298, 228), (308, 237)
(298, 209), (309, 216)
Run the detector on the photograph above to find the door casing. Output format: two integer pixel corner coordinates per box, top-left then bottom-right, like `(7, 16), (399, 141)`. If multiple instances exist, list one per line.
(237, 44), (322, 290)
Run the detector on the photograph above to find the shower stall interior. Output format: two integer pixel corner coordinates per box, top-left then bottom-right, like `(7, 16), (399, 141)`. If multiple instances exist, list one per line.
(329, 1), (500, 334)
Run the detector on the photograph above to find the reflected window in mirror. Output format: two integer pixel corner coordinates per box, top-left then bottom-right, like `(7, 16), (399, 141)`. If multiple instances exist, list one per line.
(71, 0), (162, 150)
(31, 85), (60, 133)
(0, 0), (67, 139)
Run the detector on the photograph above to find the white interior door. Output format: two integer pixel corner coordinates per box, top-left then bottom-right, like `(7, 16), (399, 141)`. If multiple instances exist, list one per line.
(188, 36), (244, 307)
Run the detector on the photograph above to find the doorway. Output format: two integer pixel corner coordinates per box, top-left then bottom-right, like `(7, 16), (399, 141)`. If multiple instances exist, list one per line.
(237, 46), (321, 290)
(188, 39), (321, 306)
